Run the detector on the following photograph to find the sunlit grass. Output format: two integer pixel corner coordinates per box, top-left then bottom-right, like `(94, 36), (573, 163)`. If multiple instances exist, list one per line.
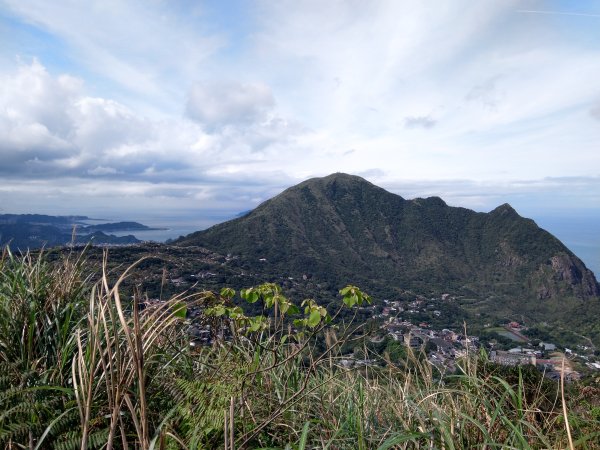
(0, 249), (598, 449)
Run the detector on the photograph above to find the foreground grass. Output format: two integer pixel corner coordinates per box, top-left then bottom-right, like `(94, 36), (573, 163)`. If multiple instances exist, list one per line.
(0, 249), (599, 449)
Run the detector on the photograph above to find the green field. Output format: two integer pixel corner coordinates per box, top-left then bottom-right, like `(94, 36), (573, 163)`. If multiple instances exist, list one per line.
(487, 326), (528, 343)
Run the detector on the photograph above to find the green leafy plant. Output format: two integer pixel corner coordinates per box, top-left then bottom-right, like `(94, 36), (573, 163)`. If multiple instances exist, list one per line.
(1, 250), (598, 449)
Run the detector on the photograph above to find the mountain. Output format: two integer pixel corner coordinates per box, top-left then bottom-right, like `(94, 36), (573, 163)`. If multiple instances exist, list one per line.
(176, 173), (600, 329)
(82, 221), (165, 233)
(0, 214), (142, 249)
(0, 214), (88, 225)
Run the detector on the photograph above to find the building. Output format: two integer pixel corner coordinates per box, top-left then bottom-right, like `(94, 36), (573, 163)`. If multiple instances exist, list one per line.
(404, 332), (425, 349)
(539, 342), (556, 351)
(490, 350), (536, 366)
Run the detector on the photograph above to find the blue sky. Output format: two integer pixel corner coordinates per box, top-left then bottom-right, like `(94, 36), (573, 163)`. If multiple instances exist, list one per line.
(0, 0), (599, 221)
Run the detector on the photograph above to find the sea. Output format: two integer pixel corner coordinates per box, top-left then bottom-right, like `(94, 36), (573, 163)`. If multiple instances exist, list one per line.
(82, 211), (235, 243)
(533, 215), (600, 278)
(86, 211), (600, 279)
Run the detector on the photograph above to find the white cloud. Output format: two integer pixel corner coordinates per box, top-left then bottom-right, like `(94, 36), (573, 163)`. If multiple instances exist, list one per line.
(591, 102), (600, 121)
(249, 1), (519, 130)
(404, 116), (437, 129)
(0, 60), (206, 178)
(87, 166), (118, 176)
(1, 0), (224, 115)
(186, 81), (275, 129)
(0, 1), (599, 218)
(0, 60), (77, 173)
(465, 76), (504, 111)
(246, 1), (600, 171)
(0, 59), (308, 186)
(0, 59), (78, 143)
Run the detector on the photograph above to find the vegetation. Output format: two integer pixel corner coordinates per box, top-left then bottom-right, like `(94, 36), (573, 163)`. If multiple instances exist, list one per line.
(174, 173), (600, 345)
(0, 214), (145, 249)
(1, 249), (599, 449)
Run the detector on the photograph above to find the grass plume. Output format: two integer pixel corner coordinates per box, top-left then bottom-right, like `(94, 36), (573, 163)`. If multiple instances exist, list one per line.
(0, 249), (598, 449)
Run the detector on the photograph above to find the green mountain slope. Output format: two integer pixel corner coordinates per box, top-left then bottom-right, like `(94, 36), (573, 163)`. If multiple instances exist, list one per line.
(177, 173), (598, 302)
(175, 173), (599, 344)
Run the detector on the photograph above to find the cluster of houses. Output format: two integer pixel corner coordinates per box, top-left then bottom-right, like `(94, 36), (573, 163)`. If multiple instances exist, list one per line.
(381, 316), (479, 371)
(377, 298), (443, 321)
(379, 311), (590, 381)
(490, 349), (537, 366)
(151, 276), (599, 382)
(487, 341), (586, 381)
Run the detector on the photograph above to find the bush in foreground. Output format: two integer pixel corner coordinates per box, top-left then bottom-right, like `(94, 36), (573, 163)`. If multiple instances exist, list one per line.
(0, 249), (599, 449)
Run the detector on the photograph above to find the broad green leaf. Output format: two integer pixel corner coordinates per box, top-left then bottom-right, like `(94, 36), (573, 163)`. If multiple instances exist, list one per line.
(265, 294), (275, 308)
(286, 304), (300, 315)
(220, 287), (235, 299)
(339, 285), (370, 306)
(249, 318), (261, 332)
(227, 306), (243, 318)
(307, 309), (321, 328)
(339, 286), (352, 296)
(247, 316), (267, 332)
(294, 319), (306, 328)
(343, 295), (356, 307)
(243, 289), (259, 303)
(172, 302), (187, 319)
(207, 304), (226, 316)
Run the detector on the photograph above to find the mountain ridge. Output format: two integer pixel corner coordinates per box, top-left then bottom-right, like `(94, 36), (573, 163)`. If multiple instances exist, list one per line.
(177, 173), (598, 305)
(0, 214), (150, 249)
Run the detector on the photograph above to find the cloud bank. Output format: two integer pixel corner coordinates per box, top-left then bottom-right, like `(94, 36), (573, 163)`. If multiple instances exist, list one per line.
(187, 81), (275, 129)
(0, 0), (599, 219)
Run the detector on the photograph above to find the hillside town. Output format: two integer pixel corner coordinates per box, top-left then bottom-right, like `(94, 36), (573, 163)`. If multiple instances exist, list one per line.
(124, 243), (600, 384)
(375, 297), (597, 382)
(152, 286), (600, 383)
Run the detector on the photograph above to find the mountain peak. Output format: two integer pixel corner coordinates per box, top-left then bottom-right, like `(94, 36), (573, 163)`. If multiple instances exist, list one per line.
(491, 203), (519, 216)
(277, 172), (399, 205)
(413, 196), (447, 207)
(175, 175), (600, 344)
(297, 173), (374, 189)
(321, 172), (364, 182)
(177, 175), (598, 308)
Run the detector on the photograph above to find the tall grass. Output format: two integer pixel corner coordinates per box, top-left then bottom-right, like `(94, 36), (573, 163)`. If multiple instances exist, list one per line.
(1, 249), (599, 449)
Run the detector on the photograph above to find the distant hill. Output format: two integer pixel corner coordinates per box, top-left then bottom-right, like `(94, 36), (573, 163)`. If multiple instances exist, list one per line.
(82, 221), (165, 233)
(176, 173), (600, 331)
(0, 214), (88, 225)
(0, 214), (144, 249)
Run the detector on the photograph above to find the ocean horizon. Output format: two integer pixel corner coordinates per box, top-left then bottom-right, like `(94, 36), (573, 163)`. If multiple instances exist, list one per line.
(534, 215), (600, 279)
